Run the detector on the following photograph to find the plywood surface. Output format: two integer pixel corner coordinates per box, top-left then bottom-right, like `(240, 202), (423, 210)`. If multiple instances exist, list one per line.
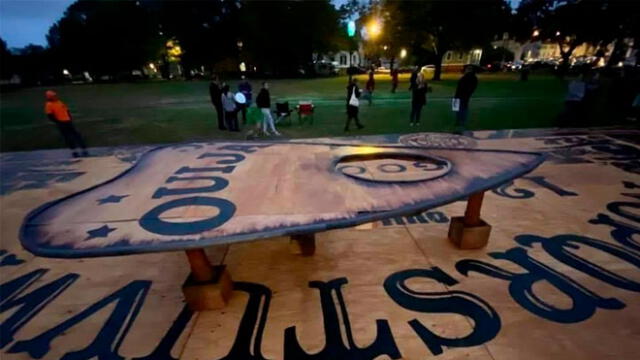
(20, 142), (544, 257)
(1, 128), (639, 360)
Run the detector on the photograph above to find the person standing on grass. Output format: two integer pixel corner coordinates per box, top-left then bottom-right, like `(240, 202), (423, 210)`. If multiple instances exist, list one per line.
(238, 75), (252, 124)
(391, 67), (399, 93)
(44, 90), (88, 158)
(345, 78), (364, 131)
(453, 65), (478, 133)
(410, 72), (427, 127)
(365, 67), (375, 105)
(409, 65), (420, 90)
(560, 71), (588, 126)
(256, 81), (280, 136)
(209, 75), (225, 130)
(221, 85), (239, 132)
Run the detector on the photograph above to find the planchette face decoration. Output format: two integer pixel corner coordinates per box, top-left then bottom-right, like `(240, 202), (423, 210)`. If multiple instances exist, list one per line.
(336, 152), (452, 183)
(20, 142), (545, 258)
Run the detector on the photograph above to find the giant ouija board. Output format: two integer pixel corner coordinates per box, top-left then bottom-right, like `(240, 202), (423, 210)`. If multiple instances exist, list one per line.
(20, 141), (543, 257)
(1, 128), (640, 359)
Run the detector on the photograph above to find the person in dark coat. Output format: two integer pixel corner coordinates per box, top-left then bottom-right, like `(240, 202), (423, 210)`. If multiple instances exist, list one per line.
(410, 72), (427, 126)
(238, 75), (252, 124)
(365, 67), (375, 105)
(209, 75), (225, 130)
(345, 78), (364, 131)
(409, 65), (420, 90)
(391, 67), (399, 93)
(454, 65), (478, 132)
(256, 81), (280, 135)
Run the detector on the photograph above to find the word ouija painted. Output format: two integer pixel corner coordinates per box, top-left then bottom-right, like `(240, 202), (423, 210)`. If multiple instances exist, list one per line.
(3, 163), (639, 360)
(141, 144), (271, 236)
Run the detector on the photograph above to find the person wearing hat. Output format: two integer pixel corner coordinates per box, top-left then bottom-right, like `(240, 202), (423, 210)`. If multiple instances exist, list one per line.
(44, 90), (88, 157)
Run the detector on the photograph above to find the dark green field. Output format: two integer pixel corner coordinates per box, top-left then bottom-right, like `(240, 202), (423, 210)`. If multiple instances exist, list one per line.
(0, 72), (615, 152)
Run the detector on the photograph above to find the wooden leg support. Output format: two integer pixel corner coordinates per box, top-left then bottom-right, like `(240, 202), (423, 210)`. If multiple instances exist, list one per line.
(289, 233), (316, 256)
(448, 191), (492, 249)
(182, 249), (233, 311)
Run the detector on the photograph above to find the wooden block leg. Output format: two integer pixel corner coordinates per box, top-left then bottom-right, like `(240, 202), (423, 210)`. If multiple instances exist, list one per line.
(448, 191), (492, 249)
(290, 233), (316, 256)
(182, 249), (233, 311)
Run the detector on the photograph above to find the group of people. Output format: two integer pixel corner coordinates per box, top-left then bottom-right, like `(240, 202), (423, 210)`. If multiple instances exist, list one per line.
(344, 64), (478, 134)
(208, 75), (280, 136)
(561, 66), (640, 125)
(43, 67), (480, 158)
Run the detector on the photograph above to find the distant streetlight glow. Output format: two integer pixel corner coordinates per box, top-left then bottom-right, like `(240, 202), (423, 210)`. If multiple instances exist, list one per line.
(555, 31), (561, 36)
(400, 48), (407, 59)
(367, 19), (381, 39)
(532, 29), (540, 37)
(347, 20), (356, 37)
(239, 62), (246, 72)
(383, 45), (388, 51)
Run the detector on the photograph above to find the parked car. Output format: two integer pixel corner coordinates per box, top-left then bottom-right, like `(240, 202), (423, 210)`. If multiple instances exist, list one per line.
(71, 71), (93, 84)
(504, 60), (523, 71)
(482, 61), (502, 72)
(420, 65), (435, 78)
(313, 61), (339, 76)
(346, 66), (367, 76)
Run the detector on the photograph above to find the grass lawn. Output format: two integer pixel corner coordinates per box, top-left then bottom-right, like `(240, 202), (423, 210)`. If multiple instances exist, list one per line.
(0, 72), (619, 152)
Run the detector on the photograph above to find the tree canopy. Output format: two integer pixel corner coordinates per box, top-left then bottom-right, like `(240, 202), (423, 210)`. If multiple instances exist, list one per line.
(3, 0), (637, 82)
(42, 0), (344, 77)
(47, 0), (162, 74)
(368, 0), (511, 80)
(514, 0), (640, 72)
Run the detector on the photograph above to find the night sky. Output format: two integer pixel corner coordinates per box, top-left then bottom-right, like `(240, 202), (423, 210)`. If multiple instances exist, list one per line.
(1, 0), (521, 49)
(1, 0), (75, 48)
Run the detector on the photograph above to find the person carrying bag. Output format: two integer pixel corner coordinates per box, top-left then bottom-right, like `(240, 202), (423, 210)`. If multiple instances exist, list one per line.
(345, 78), (364, 131)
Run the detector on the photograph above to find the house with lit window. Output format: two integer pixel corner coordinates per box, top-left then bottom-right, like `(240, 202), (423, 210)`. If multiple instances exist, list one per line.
(333, 50), (364, 68)
(441, 49), (483, 71)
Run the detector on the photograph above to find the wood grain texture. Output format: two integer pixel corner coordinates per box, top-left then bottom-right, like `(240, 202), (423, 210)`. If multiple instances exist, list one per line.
(20, 141), (545, 258)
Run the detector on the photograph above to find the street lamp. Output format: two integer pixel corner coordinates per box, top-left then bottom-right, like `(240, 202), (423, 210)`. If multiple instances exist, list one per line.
(400, 48), (407, 59)
(532, 29), (540, 37)
(367, 19), (381, 39)
(383, 45), (388, 51)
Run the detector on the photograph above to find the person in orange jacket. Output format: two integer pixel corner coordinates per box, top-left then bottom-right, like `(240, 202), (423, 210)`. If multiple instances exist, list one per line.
(45, 90), (88, 157)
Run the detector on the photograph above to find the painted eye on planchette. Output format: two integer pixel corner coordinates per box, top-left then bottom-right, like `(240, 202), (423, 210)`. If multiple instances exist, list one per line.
(336, 153), (451, 183)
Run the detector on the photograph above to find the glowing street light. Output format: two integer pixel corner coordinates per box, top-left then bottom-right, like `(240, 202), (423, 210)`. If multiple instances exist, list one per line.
(555, 31), (561, 36)
(383, 45), (388, 51)
(400, 48), (407, 59)
(367, 19), (381, 39)
(532, 29), (540, 37)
